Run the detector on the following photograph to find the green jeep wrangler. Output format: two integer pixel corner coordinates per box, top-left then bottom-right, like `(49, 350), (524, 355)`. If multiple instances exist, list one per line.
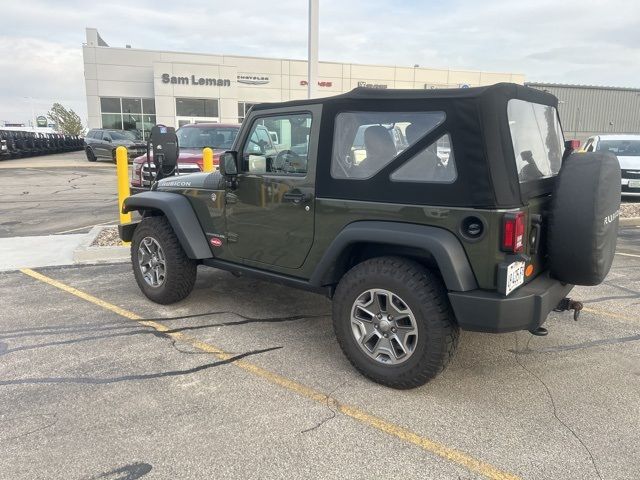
(120, 83), (621, 389)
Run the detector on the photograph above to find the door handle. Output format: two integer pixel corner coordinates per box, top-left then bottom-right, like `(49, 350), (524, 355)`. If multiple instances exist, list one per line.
(282, 191), (308, 204)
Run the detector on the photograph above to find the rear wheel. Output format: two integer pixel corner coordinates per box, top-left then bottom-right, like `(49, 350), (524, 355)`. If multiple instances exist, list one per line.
(131, 216), (197, 304)
(332, 256), (459, 389)
(85, 147), (96, 162)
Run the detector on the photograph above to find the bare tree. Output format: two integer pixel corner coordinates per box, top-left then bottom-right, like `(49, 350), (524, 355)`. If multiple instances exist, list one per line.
(47, 103), (83, 135)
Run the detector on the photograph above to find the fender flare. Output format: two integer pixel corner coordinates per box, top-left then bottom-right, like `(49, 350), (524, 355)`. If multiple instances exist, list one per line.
(122, 191), (212, 259)
(309, 221), (478, 292)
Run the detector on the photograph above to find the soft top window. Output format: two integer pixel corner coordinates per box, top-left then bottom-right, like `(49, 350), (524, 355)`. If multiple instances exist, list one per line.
(331, 111), (445, 180)
(507, 99), (564, 184)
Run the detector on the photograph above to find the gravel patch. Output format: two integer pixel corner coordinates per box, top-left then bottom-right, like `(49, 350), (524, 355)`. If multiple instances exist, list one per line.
(90, 226), (121, 247)
(621, 202), (640, 218)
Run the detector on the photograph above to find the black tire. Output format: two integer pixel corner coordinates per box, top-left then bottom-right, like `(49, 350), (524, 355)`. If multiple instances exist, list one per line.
(332, 256), (459, 389)
(85, 147), (96, 162)
(131, 216), (197, 304)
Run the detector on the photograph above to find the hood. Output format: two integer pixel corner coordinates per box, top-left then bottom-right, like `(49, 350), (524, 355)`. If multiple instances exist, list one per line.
(133, 147), (224, 164)
(616, 155), (640, 171)
(120, 139), (146, 147)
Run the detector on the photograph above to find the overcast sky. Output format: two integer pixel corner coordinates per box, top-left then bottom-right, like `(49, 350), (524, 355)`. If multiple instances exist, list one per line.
(0, 0), (636, 125)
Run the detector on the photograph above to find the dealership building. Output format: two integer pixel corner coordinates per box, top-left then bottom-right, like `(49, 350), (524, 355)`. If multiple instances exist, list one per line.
(82, 28), (525, 138)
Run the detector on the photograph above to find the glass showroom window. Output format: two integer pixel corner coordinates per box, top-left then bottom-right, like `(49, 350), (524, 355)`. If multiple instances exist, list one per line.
(100, 97), (156, 139)
(176, 98), (219, 118)
(238, 102), (257, 123)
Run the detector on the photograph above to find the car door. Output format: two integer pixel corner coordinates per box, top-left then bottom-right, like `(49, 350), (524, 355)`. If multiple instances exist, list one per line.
(224, 107), (320, 270)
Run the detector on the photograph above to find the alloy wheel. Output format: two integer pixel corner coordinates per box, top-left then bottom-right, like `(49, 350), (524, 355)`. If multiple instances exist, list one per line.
(350, 289), (419, 365)
(138, 237), (166, 287)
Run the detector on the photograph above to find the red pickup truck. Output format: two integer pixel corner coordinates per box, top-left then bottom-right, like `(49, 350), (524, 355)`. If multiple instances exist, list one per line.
(130, 123), (240, 194)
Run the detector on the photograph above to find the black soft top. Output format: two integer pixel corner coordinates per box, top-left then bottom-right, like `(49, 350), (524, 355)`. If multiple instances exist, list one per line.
(252, 83), (557, 111)
(254, 83), (561, 208)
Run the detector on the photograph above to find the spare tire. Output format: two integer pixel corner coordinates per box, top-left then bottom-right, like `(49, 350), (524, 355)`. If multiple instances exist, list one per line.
(547, 151), (620, 285)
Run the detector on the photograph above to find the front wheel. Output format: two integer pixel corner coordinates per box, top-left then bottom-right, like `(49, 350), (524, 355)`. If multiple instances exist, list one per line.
(131, 216), (197, 304)
(85, 147), (96, 162)
(332, 256), (459, 389)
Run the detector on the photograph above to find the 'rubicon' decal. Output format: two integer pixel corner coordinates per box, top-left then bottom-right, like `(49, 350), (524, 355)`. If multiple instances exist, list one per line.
(604, 209), (620, 226)
(161, 180), (192, 187)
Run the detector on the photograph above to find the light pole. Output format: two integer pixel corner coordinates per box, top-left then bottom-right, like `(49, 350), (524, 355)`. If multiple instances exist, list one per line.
(307, 0), (319, 99)
(24, 96), (36, 129)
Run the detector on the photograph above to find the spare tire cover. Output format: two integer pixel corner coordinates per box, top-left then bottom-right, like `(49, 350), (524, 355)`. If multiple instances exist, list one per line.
(547, 152), (620, 285)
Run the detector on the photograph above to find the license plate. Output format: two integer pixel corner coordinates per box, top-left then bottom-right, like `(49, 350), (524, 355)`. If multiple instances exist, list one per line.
(505, 261), (525, 295)
(629, 179), (640, 189)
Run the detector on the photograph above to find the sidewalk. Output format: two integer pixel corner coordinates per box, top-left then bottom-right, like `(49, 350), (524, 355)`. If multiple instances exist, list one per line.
(0, 234), (86, 271)
(0, 227), (129, 272)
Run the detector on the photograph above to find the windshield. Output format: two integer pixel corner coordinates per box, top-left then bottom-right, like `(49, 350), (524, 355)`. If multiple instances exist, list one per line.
(597, 140), (640, 156)
(507, 99), (564, 183)
(109, 130), (139, 141)
(177, 126), (239, 149)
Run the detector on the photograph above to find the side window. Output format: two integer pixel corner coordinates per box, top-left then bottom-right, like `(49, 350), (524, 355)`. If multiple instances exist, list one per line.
(390, 134), (457, 183)
(331, 111), (445, 180)
(242, 113), (312, 175)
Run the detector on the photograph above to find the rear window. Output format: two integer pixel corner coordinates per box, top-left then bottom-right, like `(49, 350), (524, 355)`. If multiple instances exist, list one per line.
(597, 139), (640, 156)
(507, 99), (564, 183)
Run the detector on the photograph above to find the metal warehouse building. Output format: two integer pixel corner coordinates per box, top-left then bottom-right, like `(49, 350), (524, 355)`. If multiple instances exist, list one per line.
(527, 82), (640, 141)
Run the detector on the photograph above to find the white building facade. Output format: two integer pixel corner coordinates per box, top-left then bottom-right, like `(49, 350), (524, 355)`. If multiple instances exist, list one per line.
(83, 28), (525, 138)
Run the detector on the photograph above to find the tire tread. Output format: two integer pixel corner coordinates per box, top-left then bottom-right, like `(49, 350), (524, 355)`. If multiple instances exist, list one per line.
(332, 256), (459, 389)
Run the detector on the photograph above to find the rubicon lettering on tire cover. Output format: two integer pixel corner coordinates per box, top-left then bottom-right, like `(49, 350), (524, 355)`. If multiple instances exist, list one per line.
(120, 83), (620, 389)
(604, 209), (620, 225)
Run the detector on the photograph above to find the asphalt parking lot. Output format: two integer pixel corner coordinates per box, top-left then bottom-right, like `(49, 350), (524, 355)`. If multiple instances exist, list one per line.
(1, 154), (639, 479)
(0, 151), (117, 237)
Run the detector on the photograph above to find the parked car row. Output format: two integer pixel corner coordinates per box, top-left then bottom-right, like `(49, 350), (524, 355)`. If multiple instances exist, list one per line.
(0, 130), (84, 159)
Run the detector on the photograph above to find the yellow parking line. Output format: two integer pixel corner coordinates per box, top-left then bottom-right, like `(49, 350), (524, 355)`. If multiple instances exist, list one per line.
(20, 267), (520, 480)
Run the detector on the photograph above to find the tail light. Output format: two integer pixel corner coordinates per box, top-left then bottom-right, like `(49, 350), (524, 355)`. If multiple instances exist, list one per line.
(502, 212), (525, 253)
(131, 163), (142, 186)
(565, 139), (581, 151)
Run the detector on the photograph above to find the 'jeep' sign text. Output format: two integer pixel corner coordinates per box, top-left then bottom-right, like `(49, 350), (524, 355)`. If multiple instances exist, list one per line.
(162, 73), (231, 87)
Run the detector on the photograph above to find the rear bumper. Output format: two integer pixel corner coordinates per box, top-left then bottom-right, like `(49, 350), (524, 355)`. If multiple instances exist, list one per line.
(448, 273), (574, 333)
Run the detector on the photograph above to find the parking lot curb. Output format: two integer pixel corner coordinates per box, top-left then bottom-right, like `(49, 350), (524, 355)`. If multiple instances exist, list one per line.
(620, 217), (640, 226)
(73, 225), (129, 265)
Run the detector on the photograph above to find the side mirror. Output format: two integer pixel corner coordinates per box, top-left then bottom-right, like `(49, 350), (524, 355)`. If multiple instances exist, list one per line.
(104, 136), (112, 143)
(220, 151), (238, 176)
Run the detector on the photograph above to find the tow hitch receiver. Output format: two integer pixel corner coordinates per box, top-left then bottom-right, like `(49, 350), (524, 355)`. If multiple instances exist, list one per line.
(554, 297), (584, 321)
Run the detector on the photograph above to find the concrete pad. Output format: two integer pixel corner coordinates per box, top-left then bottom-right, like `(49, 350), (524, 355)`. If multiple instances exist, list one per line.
(0, 234), (85, 271)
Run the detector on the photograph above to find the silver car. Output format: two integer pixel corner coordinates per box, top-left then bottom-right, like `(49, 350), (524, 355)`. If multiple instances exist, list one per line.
(583, 134), (640, 197)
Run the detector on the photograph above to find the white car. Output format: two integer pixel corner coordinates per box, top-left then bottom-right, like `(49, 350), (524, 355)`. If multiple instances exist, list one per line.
(583, 134), (640, 197)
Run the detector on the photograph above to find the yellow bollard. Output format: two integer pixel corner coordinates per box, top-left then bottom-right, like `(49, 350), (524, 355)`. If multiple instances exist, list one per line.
(202, 147), (214, 172)
(116, 147), (132, 245)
